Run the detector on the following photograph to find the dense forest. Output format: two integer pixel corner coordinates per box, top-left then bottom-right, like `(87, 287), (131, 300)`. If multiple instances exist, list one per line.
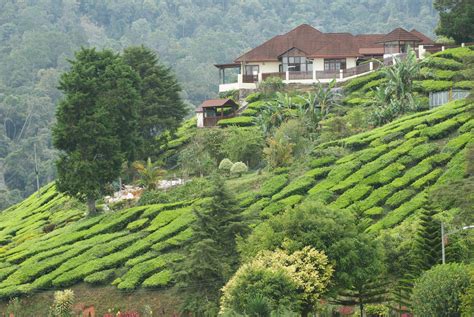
(0, 0), (439, 208)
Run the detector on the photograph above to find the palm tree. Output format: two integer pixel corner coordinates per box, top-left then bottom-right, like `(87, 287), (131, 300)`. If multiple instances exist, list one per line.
(132, 157), (164, 190)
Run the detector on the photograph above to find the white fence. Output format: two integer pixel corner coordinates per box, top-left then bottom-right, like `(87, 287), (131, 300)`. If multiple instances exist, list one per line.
(429, 89), (470, 108)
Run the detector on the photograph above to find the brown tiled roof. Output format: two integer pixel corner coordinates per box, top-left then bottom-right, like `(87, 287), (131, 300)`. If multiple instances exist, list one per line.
(234, 25), (432, 62)
(196, 99), (239, 113)
(376, 27), (422, 43)
(410, 29), (435, 45)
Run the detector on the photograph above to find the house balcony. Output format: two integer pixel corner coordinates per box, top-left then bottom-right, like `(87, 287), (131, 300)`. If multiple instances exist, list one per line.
(218, 62), (380, 93)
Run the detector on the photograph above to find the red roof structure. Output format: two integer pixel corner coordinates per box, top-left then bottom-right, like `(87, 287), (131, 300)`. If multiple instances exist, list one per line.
(376, 27), (423, 43)
(234, 24), (432, 62)
(195, 98), (239, 113)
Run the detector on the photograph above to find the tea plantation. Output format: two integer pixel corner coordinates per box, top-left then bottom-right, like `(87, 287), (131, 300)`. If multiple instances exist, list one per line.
(0, 94), (472, 298)
(0, 46), (472, 299)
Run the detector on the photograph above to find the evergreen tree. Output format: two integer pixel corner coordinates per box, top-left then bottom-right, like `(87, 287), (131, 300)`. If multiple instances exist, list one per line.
(414, 209), (442, 271)
(53, 48), (141, 214)
(175, 174), (249, 315)
(434, 0), (474, 43)
(122, 46), (187, 159)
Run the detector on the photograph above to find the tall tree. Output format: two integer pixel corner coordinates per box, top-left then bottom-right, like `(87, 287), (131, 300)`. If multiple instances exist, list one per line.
(414, 209), (442, 271)
(434, 0), (474, 43)
(175, 175), (249, 315)
(122, 46), (187, 159)
(53, 48), (141, 214)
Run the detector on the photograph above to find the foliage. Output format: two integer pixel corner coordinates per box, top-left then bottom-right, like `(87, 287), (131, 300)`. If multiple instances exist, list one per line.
(263, 137), (294, 169)
(220, 247), (333, 316)
(175, 175), (249, 315)
(231, 162), (249, 176)
(219, 158), (234, 174)
(0, 1), (441, 207)
(370, 49), (422, 125)
(132, 158), (164, 190)
(52, 48), (141, 214)
(412, 263), (471, 316)
(122, 46), (187, 159)
(434, 0), (474, 43)
(259, 77), (285, 96)
(50, 289), (74, 317)
(218, 116), (255, 127)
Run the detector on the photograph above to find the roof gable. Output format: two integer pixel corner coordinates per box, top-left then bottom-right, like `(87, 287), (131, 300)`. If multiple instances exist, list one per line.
(196, 99), (239, 113)
(377, 27), (422, 43)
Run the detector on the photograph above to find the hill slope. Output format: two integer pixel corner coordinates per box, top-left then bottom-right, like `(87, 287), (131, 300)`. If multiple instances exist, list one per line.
(0, 98), (472, 299)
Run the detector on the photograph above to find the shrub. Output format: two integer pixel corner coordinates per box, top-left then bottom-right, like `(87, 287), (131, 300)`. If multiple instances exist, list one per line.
(230, 162), (248, 177)
(217, 116), (254, 127)
(126, 218), (149, 231)
(412, 263), (471, 317)
(272, 176), (315, 201)
(309, 155), (337, 168)
(424, 57), (463, 70)
(442, 132), (471, 153)
(51, 289), (74, 317)
(385, 189), (416, 208)
(259, 174), (288, 197)
(344, 71), (383, 93)
(412, 168), (443, 189)
(421, 118), (460, 139)
(364, 207), (384, 216)
(240, 108), (258, 117)
(142, 269), (172, 288)
(408, 143), (438, 161)
(414, 80), (452, 93)
(454, 80), (474, 90)
(219, 158), (234, 174)
(245, 92), (263, 103)
(84, 269), (115, 284)
(331, 184), (372, 209)
(361, 185), (396, 210)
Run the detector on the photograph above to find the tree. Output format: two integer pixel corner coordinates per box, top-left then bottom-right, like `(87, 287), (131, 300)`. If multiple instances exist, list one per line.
(219, 158), (234, 175)
(412, 263), (471, 316)
(333, 234), (388, 317)
(175, 175), (249, 315)
(239, 202), (372, 297)
(220, 247), (333, 317)
(230, 162), (248, 177)
(413, 209), (442, 271)
(53, 48), (141, 214)
(122, 46), (187, 159)
(434, 0), (474, 43)
(371, 48), (422, 125)
(132, 157), (164, 190)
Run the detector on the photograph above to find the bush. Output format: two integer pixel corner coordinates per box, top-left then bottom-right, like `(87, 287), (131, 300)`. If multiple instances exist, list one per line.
(385, 189), (416, 208)
(84, 269), (115, 284)
(309, 155), (337, 168)
(126, 218), (149, 231)
(142, 269), (172, 288)
(414, 80), (453, 93)
(218, 116), (254, 127)
(272, 176), (314, 201)
(219, 158), (234, 174)
(343, 71), (383, 93)
(259, 174), (288, 197)
(424, 57), (464, 70)
(245, 92), (263, 103)
(412, 263), (471, 317)
(240, 108), (258, 117)
(230, 162), (248, 176)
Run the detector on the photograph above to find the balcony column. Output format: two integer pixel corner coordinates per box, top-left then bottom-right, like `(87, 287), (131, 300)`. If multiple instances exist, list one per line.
(339, 69), (343, 80)
(369, 62), (374, 71)
(237, 74), (243, 84)
(258, 72), (263, 83)
(286, 71), (290, 81)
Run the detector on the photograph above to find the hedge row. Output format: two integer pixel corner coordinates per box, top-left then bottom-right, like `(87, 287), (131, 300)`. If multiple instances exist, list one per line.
(217, 116), (255, 127)
(258, 174), (289, 197)
(272, 176), (315, 201)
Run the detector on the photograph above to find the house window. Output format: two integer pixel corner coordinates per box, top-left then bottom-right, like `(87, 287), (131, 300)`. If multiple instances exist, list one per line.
(244, 65), (259, 75)
(324, 59), (346, 71)
(281, 56), (312, 72)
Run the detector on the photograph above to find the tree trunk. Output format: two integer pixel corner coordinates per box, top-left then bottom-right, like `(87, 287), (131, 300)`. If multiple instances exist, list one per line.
(87, 195), (97, 216)
(360, 302), (365, 317)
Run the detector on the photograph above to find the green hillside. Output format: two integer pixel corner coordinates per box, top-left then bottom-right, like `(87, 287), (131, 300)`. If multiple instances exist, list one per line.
(0, 96), (472, 300)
